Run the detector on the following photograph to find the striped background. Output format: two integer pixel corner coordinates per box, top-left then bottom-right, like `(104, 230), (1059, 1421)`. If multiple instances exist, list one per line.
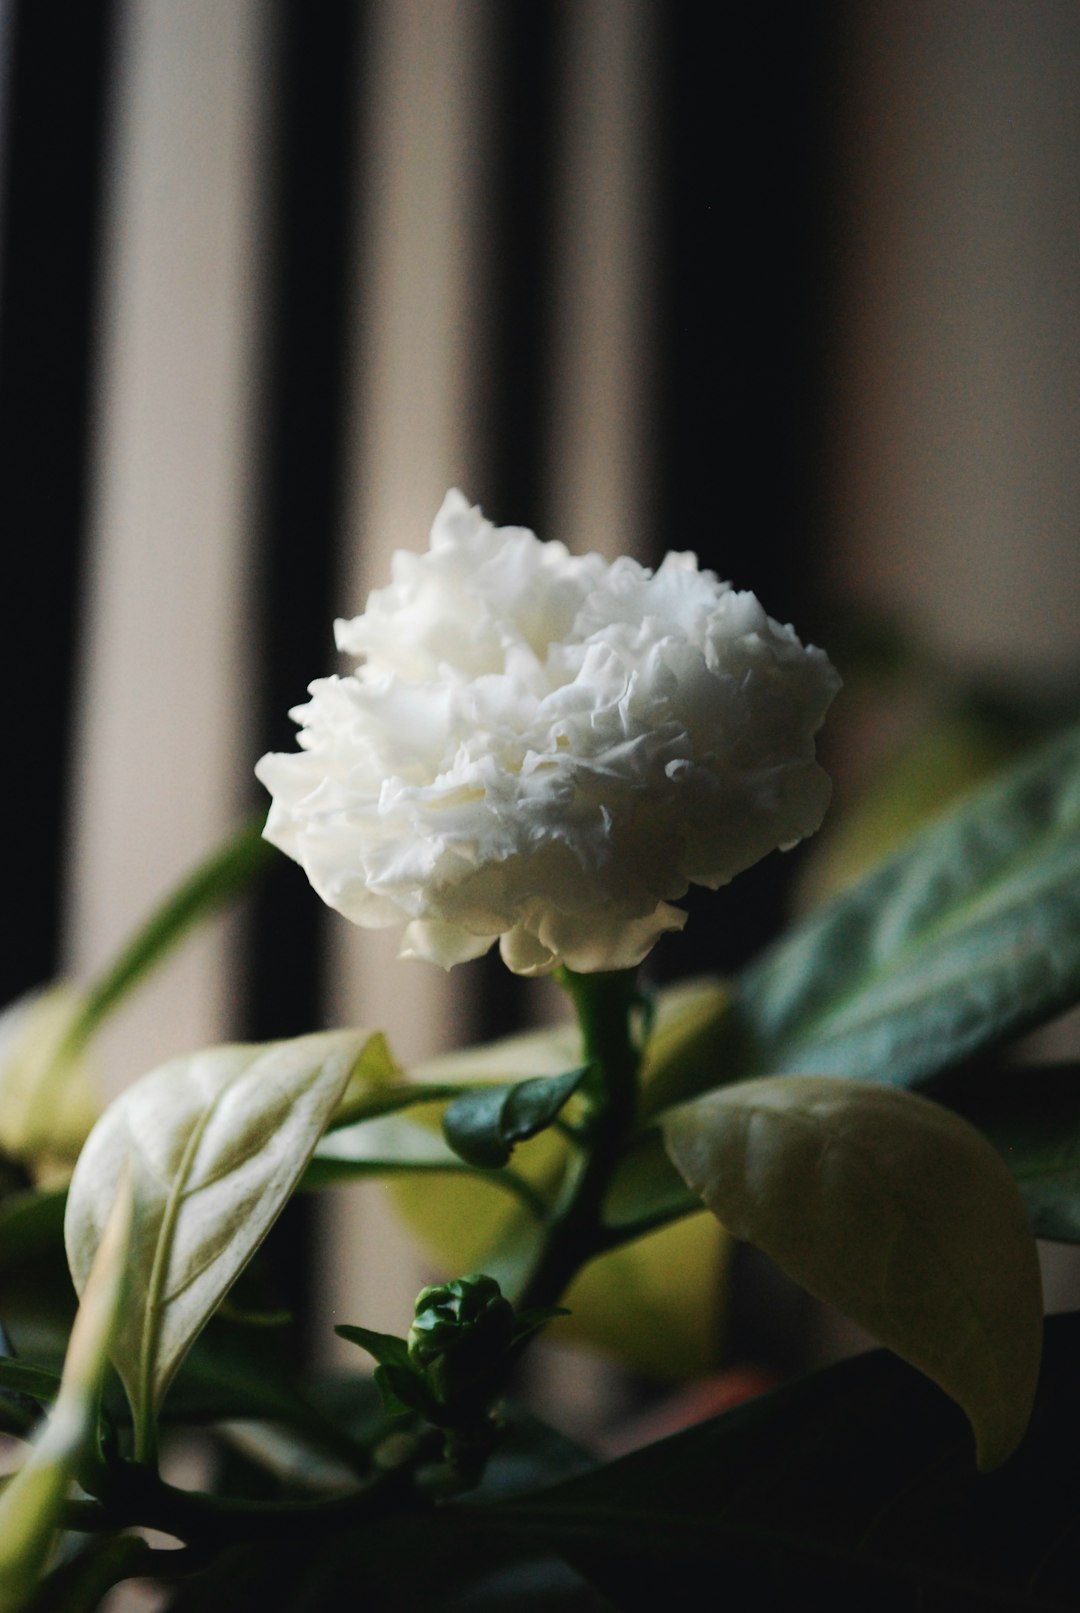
(4, 0), (1080, 1354)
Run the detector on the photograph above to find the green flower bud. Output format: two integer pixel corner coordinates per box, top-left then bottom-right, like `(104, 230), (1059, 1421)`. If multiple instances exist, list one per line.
(407, 1273), (515, 1408)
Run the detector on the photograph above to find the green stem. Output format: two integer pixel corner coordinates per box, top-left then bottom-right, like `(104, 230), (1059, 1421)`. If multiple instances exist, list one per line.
(516, 969), (641, 1314)
(77, 1444), (437, 1546)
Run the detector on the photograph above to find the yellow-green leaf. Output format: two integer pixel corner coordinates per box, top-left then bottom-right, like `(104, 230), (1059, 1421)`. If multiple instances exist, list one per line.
(65, 1030), (369, 1458)
(0, 1170), (132, 1613)
(0, 987), (100, 1185)
(662, 1076), (1043, 1469)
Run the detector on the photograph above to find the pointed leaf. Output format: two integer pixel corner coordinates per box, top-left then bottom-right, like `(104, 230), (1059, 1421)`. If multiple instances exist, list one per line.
(728, 725), (1080, 1090)
(334, 1325), (410, 1371)
(510, 1306), (569, 1345)
(470, 1312), (1080, 1610)
(663, 1075), (1042, 1469)
(0, 1171), (132, 1613)
(373, 1363), (429, 1419)
(442, 1068), (588, 1168)
(64, 1029), (368, 1457)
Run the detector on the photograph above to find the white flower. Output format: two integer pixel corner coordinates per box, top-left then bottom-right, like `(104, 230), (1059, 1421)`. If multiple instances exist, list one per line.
(255, 492), (840, 976)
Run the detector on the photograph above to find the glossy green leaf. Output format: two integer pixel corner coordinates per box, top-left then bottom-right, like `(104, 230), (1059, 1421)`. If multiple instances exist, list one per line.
(0, 1171), (132, 1613)
(64, 1029), (368, 1459)
(929, 1062), (1080, 1244)
(334, 1325), (410, 1371)
(662, 1075), (1043, 1469)
(468, 1310), (1080, 1611)
(442, 1067), (588, 1168)
(726, 725), (1080, 1090)
(795, 707), (1019, 911)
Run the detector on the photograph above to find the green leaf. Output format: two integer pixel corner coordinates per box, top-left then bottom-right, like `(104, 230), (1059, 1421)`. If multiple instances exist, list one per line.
(662, 1075), (1043, 1470)
(636, 977), (735, 1123)
(727, 724), (1080, 1090)
(0, 1191), (67, 1274)
(442, 1068), (588, 1168)
(372, 1363), (428, 1420)
(334, 1325), (410, 1371)
(0, 1355), (50, 1441)
(0, 1360), (60, 1409)
(24, 1535), (156, 1613)
(60, 818), (272, 1061)
(466, 1312), (1080, 1610)
(0, 988), (99, 1182)
(510, 1306), (570, 1345)
(385, 1026), (729, 1379)
(0, 1171), (132, 1613)
(929, 1062), (1080, 1244)
(794, 705), (1020, 911)
(601, 1127), (700, 1234)
(64, 1029), (368, 1460)
(329, 1082), (465, 1131)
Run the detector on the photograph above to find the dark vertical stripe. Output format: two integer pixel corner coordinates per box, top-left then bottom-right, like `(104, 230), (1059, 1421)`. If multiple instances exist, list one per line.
(647, 5), (841, 984)
(240, 0), (366, 1349)
(242, 0), (365, 1044)
(0, 0), (117, 1004)
(471, 0), (566, 1038)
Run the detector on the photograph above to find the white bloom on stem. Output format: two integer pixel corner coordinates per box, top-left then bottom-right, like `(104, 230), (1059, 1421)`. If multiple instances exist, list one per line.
(255, 492), (840, 976)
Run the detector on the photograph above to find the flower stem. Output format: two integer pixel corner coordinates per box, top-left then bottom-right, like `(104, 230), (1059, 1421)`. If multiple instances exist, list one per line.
(515, 969), (641, 1313)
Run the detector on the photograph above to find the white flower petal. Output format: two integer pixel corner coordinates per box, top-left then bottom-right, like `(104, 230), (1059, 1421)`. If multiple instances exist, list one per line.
(256, 494), (840, 975)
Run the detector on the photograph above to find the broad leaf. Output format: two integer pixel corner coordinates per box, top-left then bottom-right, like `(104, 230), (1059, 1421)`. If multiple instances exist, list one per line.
(159, 1409), (598, 1613)
(0, 1172), (131, 1613)
(467, 1311), (1080, 1611)
(442, 1067), (588, 1167)
(724, 725), (1080, 1092)
(64, 1029), (368, 1458)
(795, 706), (1019, 911)
(662, 1076), (1043, 1469)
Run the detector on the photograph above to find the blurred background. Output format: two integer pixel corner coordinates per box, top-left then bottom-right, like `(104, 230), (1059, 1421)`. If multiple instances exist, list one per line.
(3, 0), (1080, 1424)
